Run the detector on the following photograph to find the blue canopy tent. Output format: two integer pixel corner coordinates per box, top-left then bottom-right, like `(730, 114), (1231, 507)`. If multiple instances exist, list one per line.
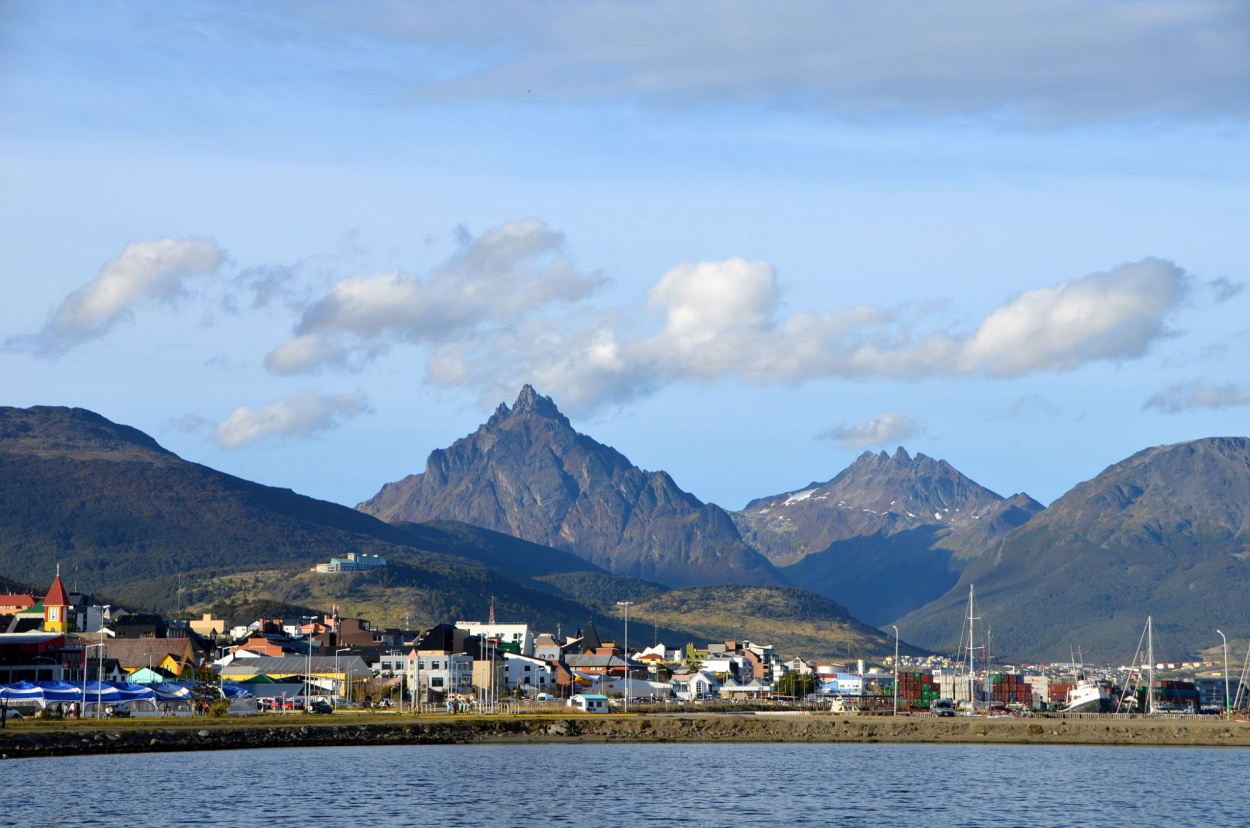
(0, 681), (46, 704)
(36, 681), (84, 703)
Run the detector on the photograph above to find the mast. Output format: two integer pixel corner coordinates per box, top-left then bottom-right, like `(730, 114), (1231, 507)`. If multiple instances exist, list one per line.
(966, 585), (980, 705)
(1146, 615), (1154, 715)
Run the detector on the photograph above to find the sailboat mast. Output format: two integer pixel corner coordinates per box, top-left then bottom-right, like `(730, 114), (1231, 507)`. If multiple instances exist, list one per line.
(1146, 615), (1154, 715)
(966, 585), (978, 705)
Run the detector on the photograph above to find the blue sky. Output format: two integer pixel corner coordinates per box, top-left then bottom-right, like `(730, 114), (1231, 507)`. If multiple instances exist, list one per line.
(3, 1), (1248, 511)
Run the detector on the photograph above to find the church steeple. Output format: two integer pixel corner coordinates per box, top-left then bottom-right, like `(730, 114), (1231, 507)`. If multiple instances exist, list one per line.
(43, 566), (71, 633)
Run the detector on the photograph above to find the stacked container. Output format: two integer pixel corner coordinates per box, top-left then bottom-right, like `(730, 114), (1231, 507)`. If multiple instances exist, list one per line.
(893, 671), (941, 710)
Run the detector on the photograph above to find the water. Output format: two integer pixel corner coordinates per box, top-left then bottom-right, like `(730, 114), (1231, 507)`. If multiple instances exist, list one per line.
(4, 742), (1247, 827)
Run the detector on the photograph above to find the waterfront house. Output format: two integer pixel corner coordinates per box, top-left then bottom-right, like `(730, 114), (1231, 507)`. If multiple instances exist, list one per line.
(568, 693), (609, 713)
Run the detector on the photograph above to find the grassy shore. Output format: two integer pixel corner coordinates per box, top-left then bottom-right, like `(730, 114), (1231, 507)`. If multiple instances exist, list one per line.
(3, 710), (1249, 759)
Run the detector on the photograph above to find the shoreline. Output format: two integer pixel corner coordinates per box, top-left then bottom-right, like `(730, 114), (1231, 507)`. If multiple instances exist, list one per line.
(5, 712), (1250, 759)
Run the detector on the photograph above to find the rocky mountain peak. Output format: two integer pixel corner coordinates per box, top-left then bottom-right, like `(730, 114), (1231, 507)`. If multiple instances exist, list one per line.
(485, 384), (571, 430)
(358, 388), (781, 588)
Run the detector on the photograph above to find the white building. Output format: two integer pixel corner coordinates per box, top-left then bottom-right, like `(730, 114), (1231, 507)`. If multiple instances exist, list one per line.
(503, 652), (556, 694)
(455, 622), (533, 656)
(397, 652), (474, 701)
(671, 670), (722, 701)
(702, 655), (754, 683)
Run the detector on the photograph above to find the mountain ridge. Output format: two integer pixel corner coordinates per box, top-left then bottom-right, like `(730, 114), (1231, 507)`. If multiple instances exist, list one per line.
(359, 385), (783, 587)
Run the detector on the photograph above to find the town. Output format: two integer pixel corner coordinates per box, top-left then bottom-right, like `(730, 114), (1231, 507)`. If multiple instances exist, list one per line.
(1, 571), (1239, 720)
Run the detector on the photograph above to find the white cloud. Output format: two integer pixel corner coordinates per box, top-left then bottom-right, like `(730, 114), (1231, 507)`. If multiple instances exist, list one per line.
(34, 237), (226, 354)
(1144, 382), (1250, 414)
(262, 214), (1194, 415)
(212, 391), (369, 449)
(956, 258), (1187, 377)
(266, 218), (603, 374)
(310, 0), (1250, 124)
(818, 413), (920, 449)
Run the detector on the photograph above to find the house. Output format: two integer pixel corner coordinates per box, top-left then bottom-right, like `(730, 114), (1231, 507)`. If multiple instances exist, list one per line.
(503, 652), (557, 694)
(702, 655), (753, 683)
(720, 678), (772, 700)
(671, 669), (722, 701)
(532, 632), (563, 662)
(72, 636), (199, 678)
(189, 613), (229, 639)
(456, 621), (533, 656)
(568, 693), (609, 713)
(217, 654), (370, 699)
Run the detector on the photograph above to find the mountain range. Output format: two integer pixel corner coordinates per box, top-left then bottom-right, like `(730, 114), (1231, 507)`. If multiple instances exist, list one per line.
(0, 403), (894, 660)
(4, 389), (1248, 664)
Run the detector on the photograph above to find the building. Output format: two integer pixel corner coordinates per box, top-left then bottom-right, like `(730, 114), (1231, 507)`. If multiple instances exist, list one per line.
(568, 693), (609, 713)
(42, 572), (71, 633)
(503, 652), (557, 695)
(456, 621), (533, 656)
(312, 553), (386, 573)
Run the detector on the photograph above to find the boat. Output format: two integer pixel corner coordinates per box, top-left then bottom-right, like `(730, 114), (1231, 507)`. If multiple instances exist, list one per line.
(1062, 672), (1111, 714)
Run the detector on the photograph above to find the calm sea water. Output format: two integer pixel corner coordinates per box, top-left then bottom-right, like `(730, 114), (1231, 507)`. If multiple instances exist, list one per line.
(4, 742), (1247, 827)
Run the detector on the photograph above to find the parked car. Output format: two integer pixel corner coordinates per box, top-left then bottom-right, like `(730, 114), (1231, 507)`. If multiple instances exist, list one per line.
(534, 693), (554, 702)
(307, 700), (333, 714)
(0, 707), (23, 721)
(931, 698), (957, 717)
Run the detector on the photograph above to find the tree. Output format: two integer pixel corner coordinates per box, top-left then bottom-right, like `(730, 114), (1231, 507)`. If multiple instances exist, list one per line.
(189, 664), (221, 716)
(776, 671), (815, 698)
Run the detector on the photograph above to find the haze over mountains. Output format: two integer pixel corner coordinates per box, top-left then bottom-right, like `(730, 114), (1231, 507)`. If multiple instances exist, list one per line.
(3, 389), (1249, 664)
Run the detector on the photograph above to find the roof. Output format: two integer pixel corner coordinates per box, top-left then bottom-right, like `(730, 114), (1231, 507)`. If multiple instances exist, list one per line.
(44, 575), (70, 607)
(0, 631), (64, 645)
(565, 653), (624, 669)
(69, 637), (195, 669)
(218, 655), (370, 678)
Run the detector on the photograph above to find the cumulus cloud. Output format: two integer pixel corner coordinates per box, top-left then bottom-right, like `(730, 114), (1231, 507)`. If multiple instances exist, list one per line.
(211, 391), (369, 449)
(818, 413), (920, 449)
(33, 237), (226, 354)
(311, 0), (1250, 123)
(590, 256), (1189, 394)
(265, 218), (603, 375)
(262, 214), (1194, 416)
(1143, 382), (1250, 414)
(955, 258), (1187, 377)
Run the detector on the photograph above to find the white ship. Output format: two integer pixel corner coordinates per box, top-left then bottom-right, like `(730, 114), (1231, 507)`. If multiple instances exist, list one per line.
(1063, 672), (1111, 713)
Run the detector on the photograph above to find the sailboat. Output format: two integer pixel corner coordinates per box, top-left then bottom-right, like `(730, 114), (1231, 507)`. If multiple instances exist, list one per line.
(1114, 615), (1178, 714)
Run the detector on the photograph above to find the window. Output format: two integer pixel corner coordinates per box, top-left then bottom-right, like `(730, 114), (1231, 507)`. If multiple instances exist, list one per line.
(431, 677), (444, 688)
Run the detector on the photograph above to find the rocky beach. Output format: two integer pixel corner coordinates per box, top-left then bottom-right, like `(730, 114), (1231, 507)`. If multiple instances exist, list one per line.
(4, 713), (1249, 759)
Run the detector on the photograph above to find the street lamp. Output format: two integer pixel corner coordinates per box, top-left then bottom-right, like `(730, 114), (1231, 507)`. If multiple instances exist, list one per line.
(84, 639), (106, 719)
(891, 625), (899, 716)
(335, 648), (350, 710)
(1217, 630), (1230, 720)
(616, 601), (633, 713)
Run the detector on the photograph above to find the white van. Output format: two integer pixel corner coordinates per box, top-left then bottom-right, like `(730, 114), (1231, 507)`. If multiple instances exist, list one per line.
(931, 698), (957, 717)
(534, 693), (554, 702)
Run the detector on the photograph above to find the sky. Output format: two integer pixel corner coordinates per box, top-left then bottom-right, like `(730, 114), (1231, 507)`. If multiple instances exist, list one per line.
(2, 1), (1249, 512)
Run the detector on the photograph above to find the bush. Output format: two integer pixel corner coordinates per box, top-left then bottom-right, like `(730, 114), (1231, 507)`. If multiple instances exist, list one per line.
(209, 699), (231, 718)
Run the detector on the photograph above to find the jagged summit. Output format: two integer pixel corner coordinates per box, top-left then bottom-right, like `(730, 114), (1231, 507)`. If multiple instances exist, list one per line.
(359, 388), (781, 587)
(731, 446), (1042, 626)
(485, 384), (571, 430)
